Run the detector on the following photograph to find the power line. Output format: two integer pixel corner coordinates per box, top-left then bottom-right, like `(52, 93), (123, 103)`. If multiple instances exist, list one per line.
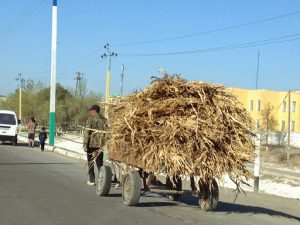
(119, 33), (300, 57)
(57, 57), (105, 76)
(0, 0), (48, 39)
(112, 10), (300, 47)
(22, 52), (105, 76)
(19, 10), (300, 73)
(274, 93), (289, 114)
(0, 56), (105, 79)
(2, 33), (299, 75)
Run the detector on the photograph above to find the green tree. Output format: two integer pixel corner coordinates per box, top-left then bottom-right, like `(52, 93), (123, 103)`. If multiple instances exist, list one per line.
(69, 91), (103, 127)
(1, 81), (103, 130)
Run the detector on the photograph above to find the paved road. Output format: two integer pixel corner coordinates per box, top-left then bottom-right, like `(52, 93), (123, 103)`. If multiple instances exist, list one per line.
(0, 143), (299, 225)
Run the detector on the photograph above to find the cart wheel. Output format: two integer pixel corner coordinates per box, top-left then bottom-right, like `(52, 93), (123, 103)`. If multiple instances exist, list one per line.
(96, 166), (112, 196)
(122, 170), (141, 206)
(198, 179), (219, 211)
(166, 194), (181, 201)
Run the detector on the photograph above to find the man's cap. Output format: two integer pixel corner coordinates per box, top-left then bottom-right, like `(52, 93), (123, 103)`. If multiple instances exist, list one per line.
(88, 104), (100, 113)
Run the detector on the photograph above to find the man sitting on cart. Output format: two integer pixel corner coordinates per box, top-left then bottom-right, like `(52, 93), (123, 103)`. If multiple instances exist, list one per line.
(83, 104), (108, 186)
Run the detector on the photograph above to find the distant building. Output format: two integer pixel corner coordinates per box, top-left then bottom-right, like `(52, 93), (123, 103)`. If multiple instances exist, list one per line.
(229, 88), (300, 132)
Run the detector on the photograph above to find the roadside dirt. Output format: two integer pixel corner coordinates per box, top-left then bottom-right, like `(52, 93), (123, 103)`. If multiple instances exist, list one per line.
(260, 146), (300, 170)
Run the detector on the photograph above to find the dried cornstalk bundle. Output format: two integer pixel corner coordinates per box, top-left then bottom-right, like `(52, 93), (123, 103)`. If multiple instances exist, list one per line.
(108, 74), (255, 191)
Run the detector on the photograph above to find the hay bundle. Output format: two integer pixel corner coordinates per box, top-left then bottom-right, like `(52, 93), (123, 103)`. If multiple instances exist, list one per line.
(108, 74), (255, 190)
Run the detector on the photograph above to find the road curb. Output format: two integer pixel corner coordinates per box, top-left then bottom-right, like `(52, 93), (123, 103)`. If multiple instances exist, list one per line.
(18, 134), (86, 161)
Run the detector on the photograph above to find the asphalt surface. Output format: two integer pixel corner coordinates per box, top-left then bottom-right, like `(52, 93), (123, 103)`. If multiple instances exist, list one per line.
(0, 143), (299, 225)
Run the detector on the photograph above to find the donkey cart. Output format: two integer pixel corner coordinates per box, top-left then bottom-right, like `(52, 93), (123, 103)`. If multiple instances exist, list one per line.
(96, 151), (219, 211)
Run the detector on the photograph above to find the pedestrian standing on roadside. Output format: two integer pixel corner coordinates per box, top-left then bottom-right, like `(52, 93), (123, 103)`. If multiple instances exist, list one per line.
(83, 104), (108, 186)
(39, 127), (47, 151)
(27, 117), (36, 148)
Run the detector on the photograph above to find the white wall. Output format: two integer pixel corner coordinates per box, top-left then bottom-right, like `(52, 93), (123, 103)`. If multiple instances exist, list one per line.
(259, 131), (300, 148)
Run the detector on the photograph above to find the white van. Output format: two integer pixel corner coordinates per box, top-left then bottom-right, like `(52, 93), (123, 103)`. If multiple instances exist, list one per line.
(0, 110), (20, 145)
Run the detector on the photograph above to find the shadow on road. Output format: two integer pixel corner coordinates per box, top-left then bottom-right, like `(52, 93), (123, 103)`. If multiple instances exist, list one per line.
(217, 201), (300, 221)
(106, 193), (122, 197)
(17, 142), (31, 147)
(138, 202), (178, 207)
(0, 142), (32, 147)
(1, 140), (41, 147)
(178, 195), (300, 221)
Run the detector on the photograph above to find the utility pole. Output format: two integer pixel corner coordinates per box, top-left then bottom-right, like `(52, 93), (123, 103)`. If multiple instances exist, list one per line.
(253, 134), (260, 193)
(287, 90), (291, 160)
(49, 0), (58, 146)
(15, 73), (24, 120)
(101, 43), (117, 119)
(255, 50), (260, 90)
(120, 64), (124, 96)
(74, 72), (87, 97)
(75, 72), (82, 96)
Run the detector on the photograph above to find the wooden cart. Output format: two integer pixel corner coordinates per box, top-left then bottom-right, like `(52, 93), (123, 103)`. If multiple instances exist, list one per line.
(96, 149), (219, 211)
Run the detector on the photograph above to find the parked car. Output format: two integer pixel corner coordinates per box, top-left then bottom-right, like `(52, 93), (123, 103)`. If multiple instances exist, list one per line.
(0, 110), (20, 146)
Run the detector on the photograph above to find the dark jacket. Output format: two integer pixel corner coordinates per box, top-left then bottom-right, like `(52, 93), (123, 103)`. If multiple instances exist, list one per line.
(39, 131), (47, 143)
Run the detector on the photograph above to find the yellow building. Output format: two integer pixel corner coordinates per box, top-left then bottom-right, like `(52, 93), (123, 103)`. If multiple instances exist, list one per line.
(228, 88), (300, 132)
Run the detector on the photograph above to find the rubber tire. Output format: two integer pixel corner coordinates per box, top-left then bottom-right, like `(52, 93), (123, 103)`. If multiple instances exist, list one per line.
(96, 166), (112, 196)
(198, 179), (219, 211)
(13, 135), (18, 146)
(122, 170), (141, 206)
(166, 194), (181, 201)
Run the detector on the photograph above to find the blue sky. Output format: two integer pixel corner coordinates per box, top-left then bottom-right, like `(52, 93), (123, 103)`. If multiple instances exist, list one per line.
(0, 0), (299, 96)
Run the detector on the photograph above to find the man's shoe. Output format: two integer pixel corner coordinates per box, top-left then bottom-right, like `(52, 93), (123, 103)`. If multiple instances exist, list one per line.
(87, 181), (95, 186)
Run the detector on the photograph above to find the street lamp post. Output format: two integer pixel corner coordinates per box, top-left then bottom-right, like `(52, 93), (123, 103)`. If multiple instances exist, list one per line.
(49, 0), (58, 145)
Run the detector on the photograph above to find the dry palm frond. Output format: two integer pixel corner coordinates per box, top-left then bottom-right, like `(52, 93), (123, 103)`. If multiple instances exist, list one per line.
(86, 149), (104, 171)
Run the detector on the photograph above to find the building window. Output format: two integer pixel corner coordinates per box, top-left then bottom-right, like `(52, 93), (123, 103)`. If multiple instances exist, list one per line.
(292, 101), (296, 113)
(256, 119), (260, 129)
(257, 100), (261, 111)
(291, 121), (295, 132)
(281, 120), (286, 131)
(249, 100), (253, 111)
(282, 101), (286, 112)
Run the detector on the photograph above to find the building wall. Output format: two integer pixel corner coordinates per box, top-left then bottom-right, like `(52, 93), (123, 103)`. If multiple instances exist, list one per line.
(229, 88), (300, 132)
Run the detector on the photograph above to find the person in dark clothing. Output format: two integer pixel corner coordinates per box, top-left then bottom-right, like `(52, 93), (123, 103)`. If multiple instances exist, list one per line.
(39, 127), (47, 151)
(83, 104), (108, 186)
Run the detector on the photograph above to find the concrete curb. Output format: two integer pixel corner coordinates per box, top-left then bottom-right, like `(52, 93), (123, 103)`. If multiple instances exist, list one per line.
(18, 134), (86, 161)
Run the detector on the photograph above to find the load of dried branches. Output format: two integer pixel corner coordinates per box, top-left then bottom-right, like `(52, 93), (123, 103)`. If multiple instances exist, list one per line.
(108, 74), (255, 190)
